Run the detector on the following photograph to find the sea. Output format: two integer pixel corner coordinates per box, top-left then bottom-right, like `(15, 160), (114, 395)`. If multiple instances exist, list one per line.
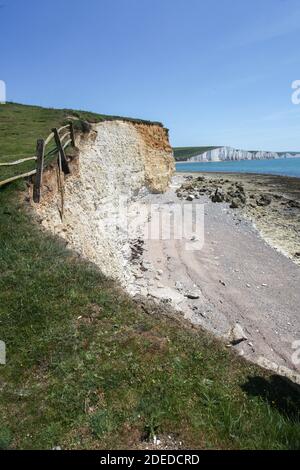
(176, 157), (300, 178)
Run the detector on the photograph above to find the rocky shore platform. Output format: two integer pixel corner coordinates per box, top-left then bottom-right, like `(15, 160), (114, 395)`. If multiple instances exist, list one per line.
(128, 173), (300, 379)
(177, 172), (300, 265)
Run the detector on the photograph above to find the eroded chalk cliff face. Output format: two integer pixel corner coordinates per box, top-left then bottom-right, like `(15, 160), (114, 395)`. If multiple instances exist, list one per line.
(33, 120), (174, 288)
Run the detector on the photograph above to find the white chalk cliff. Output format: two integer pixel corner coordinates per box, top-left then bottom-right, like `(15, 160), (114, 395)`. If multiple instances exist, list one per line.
(188, 147), (300, 162)
(32, 120), (174, 290)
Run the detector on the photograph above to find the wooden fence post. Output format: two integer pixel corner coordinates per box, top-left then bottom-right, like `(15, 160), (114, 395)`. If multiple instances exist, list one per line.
(33, 139), (45, 203)
(69, 122), (76, 147)
(52, 128), (70, 174)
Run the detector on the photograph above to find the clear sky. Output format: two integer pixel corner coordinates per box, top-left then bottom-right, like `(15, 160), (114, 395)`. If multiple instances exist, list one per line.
(1, 0), (300, 150)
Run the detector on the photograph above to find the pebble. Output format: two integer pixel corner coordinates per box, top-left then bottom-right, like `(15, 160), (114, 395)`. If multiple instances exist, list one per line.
(185, 290), (200, 300)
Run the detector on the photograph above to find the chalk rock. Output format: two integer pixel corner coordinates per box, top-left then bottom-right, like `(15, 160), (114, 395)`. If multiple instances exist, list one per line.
(148, 287), (185, 304)
(228, 323), (247, 345)
(184, 290), (200, 300)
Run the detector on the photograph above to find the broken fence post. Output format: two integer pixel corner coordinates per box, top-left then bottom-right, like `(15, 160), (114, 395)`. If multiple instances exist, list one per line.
(69, 122), (76, 147)
(52, 127), (70, 174)
(33, 139), (45, 203)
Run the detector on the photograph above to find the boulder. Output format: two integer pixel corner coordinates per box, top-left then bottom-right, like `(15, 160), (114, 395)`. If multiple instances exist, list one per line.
(230, 198), (242, 209)
(184, 290), (200, 300)
(228, 323), (248, 345)
(148, 287), (185, 304)
(211, 189), (225, 203)
(256, 194), (272, 206)
(287, 199), (300, 209)
(235, 183), (245, 193)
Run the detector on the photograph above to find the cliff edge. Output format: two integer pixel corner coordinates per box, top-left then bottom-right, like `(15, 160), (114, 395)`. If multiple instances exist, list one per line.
(33, 119), (174, 286)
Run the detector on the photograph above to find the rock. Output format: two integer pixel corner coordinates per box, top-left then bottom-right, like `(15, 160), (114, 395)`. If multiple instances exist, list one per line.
(295, 252), (300, 258)
(256, 194), (272, 206)
(219, 280), (226, 286)
(287, 199), (300, 209)
(184, 290), (200, 299)
(257, 357), (300, 386)
(228, 323), (248, 345)
(148, 287), (185, 304)
(235, 183), (245, 193)
(237, 192), (246, 204)
(230, 198), (241, 209)
(211, 189), (224, 203)
(175, 281), (183, 291)
(186, 194), (195, 201)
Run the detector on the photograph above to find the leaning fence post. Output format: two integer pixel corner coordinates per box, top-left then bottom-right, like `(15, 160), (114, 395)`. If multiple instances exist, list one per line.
(69, 122), (76, 147)
(52, 128), (70, 174)
(33, 139), (45, 203)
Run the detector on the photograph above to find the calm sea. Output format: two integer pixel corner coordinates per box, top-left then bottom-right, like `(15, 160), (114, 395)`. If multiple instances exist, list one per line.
(176, 157), (300, 178)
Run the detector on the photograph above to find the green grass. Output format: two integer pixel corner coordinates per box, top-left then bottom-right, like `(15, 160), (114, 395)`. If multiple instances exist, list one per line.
(0, 102), (163, 182)
(173, 146), (220, 161)
(0, 103), (300, 449)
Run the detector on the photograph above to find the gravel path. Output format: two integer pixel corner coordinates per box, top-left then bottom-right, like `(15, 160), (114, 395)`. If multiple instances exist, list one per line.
(133, 175), (300, 373)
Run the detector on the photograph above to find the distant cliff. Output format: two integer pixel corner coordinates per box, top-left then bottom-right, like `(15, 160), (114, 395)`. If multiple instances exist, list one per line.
(174, 146), (300, 162)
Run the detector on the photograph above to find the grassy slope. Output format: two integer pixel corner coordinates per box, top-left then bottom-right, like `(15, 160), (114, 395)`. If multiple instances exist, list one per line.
(0, 103), (300, 450)
(0, 102), (163, 181)
(173, 147), (219, 161)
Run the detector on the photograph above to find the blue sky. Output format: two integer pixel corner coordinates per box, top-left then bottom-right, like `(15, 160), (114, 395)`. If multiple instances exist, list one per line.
(1, 0), (300, 150)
